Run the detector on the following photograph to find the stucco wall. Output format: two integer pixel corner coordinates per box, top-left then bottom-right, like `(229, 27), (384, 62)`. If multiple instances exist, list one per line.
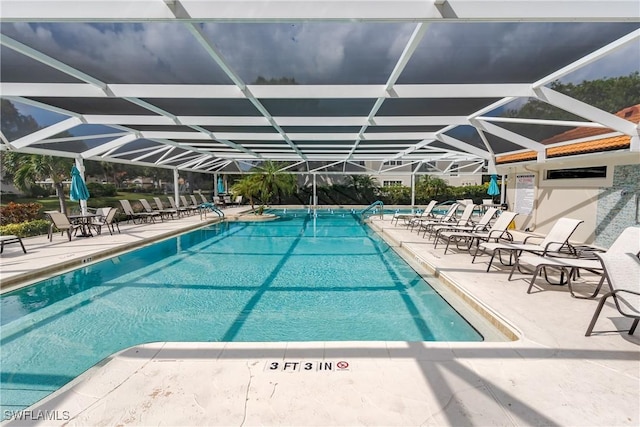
(499, 153), (640, 246)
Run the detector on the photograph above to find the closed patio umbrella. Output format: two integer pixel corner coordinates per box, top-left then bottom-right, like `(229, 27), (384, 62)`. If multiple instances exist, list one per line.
(217, 176), (225, 194)
(487, 174), (500, 203)
(70, 165), (90, 215)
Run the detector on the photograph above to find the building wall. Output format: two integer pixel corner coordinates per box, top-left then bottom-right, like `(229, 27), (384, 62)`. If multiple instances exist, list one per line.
(594, 163), (640, 247)
(498, 152), (640, 246)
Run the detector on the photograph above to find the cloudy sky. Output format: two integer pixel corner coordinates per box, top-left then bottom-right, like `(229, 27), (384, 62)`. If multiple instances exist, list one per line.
(2, 21), (637, 85)
(2, 20), (638, 137)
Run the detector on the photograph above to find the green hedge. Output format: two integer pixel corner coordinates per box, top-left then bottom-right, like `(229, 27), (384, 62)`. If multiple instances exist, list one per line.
(0, 219), (50, 237)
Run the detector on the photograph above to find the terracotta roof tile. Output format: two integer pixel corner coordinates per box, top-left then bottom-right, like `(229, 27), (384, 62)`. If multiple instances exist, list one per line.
(541, 104), (640, 145)
(497, 104), (637, 164)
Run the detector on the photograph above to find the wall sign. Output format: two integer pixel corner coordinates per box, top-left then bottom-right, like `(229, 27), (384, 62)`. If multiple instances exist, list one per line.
(515, 174), (536, 215)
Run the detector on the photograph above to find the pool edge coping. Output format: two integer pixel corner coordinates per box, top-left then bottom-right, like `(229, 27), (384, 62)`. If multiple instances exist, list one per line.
(366, 219), (522, 342)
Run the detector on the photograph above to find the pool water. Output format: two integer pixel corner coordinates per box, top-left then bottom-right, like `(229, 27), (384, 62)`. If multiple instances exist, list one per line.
(0, 209), (481, 413)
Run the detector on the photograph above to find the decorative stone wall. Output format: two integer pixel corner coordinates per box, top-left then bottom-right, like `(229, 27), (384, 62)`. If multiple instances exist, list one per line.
(595, 163), (640, 247)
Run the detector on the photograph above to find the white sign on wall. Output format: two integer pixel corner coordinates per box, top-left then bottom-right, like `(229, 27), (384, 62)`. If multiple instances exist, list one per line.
(515, 174), (536, 215)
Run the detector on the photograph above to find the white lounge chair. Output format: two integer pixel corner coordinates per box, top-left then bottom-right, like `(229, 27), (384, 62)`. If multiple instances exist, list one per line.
(439, 210), (518, 255)
(511, 226), (640, 298)
(413, 203), (459, 236)
(585, 250), (640, 336)
(424, 203), (475, 240)
(391, 200), (436, 226)
(476, 217), (584, 272)
(433, 207), (498, 248)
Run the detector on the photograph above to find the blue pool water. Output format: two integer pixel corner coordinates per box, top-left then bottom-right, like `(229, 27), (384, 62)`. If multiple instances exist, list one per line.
(0, 210), (481, 413)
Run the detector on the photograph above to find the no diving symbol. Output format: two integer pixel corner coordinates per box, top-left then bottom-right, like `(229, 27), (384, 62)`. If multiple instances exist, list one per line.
(336, 361), (349, 369)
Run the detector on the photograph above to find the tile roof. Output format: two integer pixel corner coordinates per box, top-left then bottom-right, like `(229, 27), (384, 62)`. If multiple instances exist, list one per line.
(496, 104), (638, 164)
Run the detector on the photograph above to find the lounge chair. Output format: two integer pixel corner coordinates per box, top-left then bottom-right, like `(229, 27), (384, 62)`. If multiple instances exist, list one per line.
(511, 226), (640, 298)
(138, 199), (166, 221)
(153, 197), (178, 219)
(45, 211), (82, 241)
(180, 195), (199, 214)
(90, 206), (121, 235)
(233, 195), (243, 206)
(414, 203), (459, 236)
(438, 210), (518, 255)
(391, 200), (437, 226)
(119, 199), (157, 223)
(424, 203), (475, 240)
(476, 217), (584, 272)
(585, 251), (640, 336)
(190, 195), (202, 208)
(433, 207), (498, 248)
(167, 196), (190, 217)
(0, 235), (27, 253)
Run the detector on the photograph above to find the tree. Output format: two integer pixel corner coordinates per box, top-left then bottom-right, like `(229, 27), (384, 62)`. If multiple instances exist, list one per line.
(416, 175), (449, 202)
(2, 152), (73, 213)
(348, 175), (380, 203)
(231, 174), (262, 211)
(252, 161), (297, 205)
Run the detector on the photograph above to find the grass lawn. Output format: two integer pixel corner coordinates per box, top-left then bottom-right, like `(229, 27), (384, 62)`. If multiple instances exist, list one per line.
(5, 192), (162, 214)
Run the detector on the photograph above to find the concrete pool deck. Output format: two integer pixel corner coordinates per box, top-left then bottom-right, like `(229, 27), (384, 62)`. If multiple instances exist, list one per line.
(1, 210), (638, 426)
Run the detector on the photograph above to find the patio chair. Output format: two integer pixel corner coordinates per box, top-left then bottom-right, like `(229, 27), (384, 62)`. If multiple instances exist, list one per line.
(45, 210), (82, 241)
(510, 226), (640, 298)
(190, 195), (202, 209)
(119, 199), (157, 224)
(433, 207), (498, 248)
(197, 193), (209, 204)
(180, 195), (199, 214)
(437, 210), (517, 255)
(424, 203), (475, 240)
(585, 251), (640, 336)
(167, 196), (190, 217)
(88, 207), (121, 235)
(414, 203), (459, 236)
(138, 199), (166, 222)
(391, 200), (436, 226)
(153, 197), (178, 219)
(0, 235), (27, 253)
(233, 195), (243, 206)
(476, 217), (584, 272)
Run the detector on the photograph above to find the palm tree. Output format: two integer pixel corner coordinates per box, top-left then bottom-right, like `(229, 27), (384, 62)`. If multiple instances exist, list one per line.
(348, 175), (380, 203)
(231, 174), (262, 211)
(2, 152), (73, 212)
(252, 161), (297, 205)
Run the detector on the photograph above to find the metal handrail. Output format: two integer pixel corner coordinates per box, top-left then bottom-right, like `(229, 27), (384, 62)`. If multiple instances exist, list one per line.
(359, 200), (384, 220)
(199, 203), (225, 218)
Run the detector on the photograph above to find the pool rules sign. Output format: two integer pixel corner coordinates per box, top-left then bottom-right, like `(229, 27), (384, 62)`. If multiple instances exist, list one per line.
(265, 360), (351, 372)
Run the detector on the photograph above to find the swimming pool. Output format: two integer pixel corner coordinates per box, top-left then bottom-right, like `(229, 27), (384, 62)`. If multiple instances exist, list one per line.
(0, 209), (481, 414)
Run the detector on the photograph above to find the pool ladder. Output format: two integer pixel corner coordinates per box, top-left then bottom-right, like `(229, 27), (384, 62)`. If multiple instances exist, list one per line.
(199, 203), (225, 219)
(359, 200), (384, 220)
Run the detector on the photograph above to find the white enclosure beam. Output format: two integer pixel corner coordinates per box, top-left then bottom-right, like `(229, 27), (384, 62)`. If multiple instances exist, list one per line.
(3, 1), (635, 21)
(10, 117), (83, 149)
(533, 87), (638, 136)
(474, 120), (546, 152)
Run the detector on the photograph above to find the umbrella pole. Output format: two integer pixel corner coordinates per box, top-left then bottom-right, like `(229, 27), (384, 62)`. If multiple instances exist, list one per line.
(75, 158), (89, 215)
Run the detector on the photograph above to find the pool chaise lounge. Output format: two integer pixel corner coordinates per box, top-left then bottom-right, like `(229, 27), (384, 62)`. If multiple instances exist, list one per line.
(438, 210), (518, 255)
(510, 226), (640, 298)
(414, 203), (459, 236)
(0, 234), (27, 253)
(432, 207), (498, 248)
(392, 200), (437, 226)
(424, 203), (475, 240)
(475, 217), (584, 271)
(585, 250), (640, 336)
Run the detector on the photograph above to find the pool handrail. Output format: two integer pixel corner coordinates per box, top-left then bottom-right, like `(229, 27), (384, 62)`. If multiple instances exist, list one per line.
(199, 202), (225, 218)
(359, 200), (384, 220)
